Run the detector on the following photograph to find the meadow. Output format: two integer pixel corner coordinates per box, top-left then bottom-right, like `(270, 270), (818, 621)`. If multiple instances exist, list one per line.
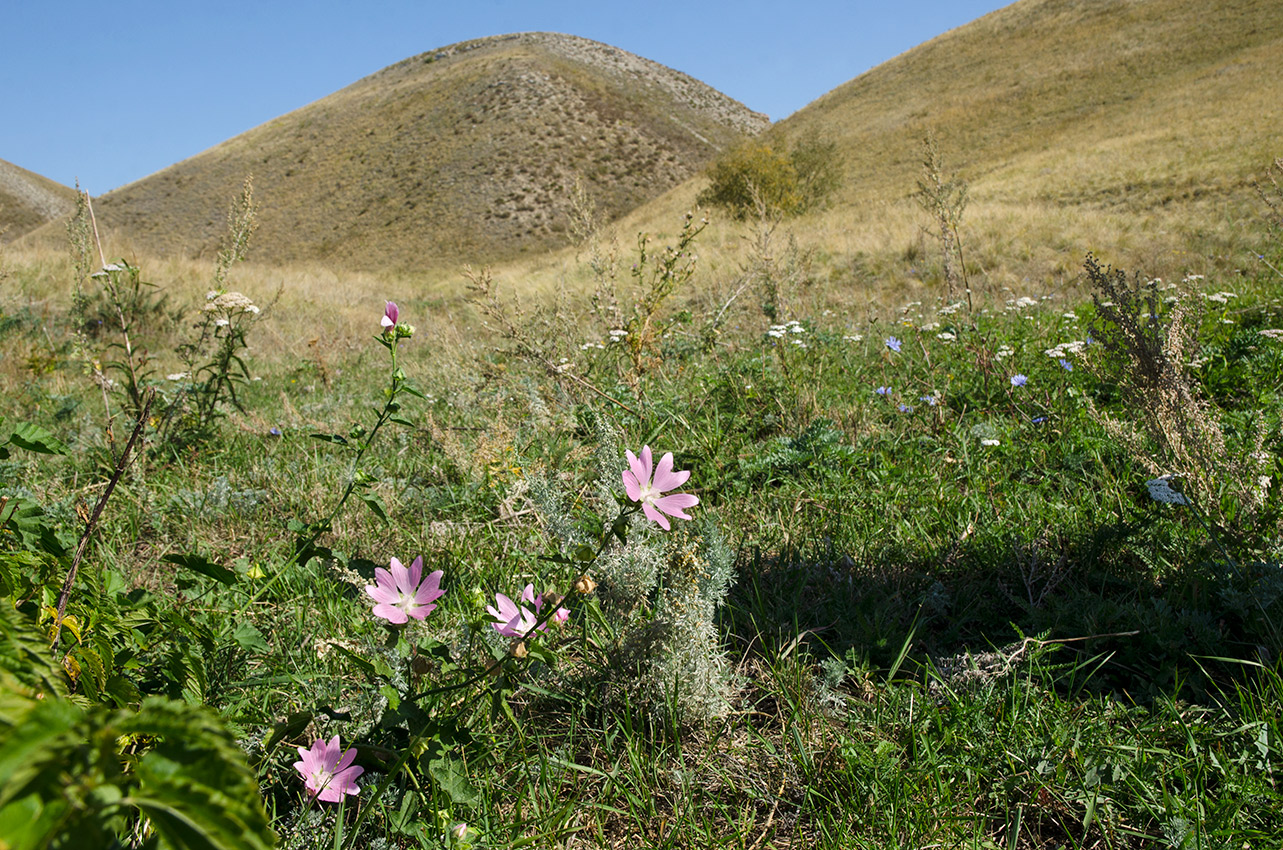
(2, 166), (1283, 849)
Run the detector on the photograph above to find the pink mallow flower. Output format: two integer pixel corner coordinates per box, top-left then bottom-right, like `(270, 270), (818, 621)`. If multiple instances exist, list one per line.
(366, 556), (444, 624)
(622, 446), (699, 530)
(381, 301), (399, 330)
(293, 736), (363, 803)
(488, 584), (568, 637)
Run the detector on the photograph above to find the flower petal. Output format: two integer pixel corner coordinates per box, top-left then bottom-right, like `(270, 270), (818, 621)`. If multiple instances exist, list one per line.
(622, 469), (642, 502)
(390, 558), (411, 592)
(654, 493), (697, 521)
(373, 602), (408, 624)
(651, 453), (691, 491)
(641, 500), (671, 530)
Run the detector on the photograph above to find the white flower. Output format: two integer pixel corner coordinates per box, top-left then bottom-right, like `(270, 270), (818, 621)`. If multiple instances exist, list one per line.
(920, 322), (940, 332)
(166, 372), (190, 381)
(1062, 312), (1078, 320)
(1145, 477), (1189, 506)
(980, 438), (1000, 447)
(843, 334), (864, 342)
(937, 331), (956, 343)
(995, 345), (1013, 358)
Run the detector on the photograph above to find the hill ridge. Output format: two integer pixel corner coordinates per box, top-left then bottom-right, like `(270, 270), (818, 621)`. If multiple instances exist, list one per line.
(51, 32), (766, 271)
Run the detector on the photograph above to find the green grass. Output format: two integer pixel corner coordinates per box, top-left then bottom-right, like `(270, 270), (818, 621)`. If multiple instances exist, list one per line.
(3, 212), (1283, 847)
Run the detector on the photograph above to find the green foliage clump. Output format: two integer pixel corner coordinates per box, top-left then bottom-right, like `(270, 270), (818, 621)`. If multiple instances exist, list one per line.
(697, 130), (842, 220)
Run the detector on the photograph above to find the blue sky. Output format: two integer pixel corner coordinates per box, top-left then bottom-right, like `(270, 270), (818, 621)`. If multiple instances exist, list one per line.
(3, 1), (1009, 195)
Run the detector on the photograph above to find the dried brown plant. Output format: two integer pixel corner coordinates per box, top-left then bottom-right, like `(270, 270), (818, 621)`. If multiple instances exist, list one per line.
(1082, 254), (1268, 526)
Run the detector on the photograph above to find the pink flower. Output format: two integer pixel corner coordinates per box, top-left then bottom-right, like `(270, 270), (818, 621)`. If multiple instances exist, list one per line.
(366, 556), (444, 624)
(487, 584), (568, 637)
(381, 301), (399, 330)
(622, 446), (699, 530)
(293, 735), (363, 803)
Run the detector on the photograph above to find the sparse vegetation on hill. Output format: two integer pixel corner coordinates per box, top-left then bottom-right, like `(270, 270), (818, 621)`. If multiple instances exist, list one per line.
(0, 158), (77, 243)
(27, 33), (765, 274)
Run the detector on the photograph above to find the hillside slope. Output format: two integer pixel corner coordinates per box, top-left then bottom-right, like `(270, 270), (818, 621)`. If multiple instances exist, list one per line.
(778, 0), (1281, 205)
(0, 159), (77, 243)
(611, 0), (1282, 297)
(74, 33), (766, 271)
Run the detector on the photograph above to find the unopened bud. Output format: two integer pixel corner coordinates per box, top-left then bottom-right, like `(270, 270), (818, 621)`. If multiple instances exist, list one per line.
(450, 822), (470, 842)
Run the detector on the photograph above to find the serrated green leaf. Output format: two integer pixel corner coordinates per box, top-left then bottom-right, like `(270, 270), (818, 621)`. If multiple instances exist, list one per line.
(7, 422), (68, 456)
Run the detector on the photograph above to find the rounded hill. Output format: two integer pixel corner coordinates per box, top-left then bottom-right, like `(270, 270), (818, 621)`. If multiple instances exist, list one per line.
(86, 33), (768, 271)
(0, 159), (77, 244)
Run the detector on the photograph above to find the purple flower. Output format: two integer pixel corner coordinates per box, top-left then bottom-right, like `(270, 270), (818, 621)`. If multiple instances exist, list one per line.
(366, 556), (444, 624)
(875, 386), (892, 396)
(898, 404), (914, 413)
(381, 301), (399, 330)
(623, 446), (699, 530)
(488, 584), (567, 637)
(1059, 358), (1072, 371)
(1011, 374), (1028, 387)
(885, 336), (902, 353)
(294, 736), (363, 803)
(1031, 416), (1048, 424)
(269, 426), (282, 436)
(920, 395), (938, 406)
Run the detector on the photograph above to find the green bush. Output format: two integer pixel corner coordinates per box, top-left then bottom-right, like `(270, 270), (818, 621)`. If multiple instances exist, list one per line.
(697, 130), (842, 220)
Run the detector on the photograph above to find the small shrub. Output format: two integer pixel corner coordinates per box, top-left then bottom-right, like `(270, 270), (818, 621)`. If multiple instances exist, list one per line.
(697, 131), (842, 220)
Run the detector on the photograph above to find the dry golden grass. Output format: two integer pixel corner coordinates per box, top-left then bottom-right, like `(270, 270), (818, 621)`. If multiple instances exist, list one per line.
(10, 0), (1281, 330)
(595, 0), (1283, 308)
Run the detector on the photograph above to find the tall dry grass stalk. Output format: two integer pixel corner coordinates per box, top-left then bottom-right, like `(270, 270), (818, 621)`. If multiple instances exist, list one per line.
(1082, 255), (1269, 526)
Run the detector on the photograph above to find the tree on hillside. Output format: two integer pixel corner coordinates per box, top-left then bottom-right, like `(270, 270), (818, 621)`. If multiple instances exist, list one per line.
(697, 130), (843, 220)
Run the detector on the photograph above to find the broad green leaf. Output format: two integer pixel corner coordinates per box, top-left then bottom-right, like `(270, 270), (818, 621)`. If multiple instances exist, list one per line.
(7, 422), (69, 456)
(163, 553), (238, 586)
(231, 621), (269, 654)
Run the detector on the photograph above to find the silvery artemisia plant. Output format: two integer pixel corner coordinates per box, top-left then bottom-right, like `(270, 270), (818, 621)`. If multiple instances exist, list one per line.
(528, 413), (736, 723)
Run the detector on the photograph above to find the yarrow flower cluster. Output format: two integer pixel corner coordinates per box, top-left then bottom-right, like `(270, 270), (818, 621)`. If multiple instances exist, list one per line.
(767, 320), (806, 339)
(623, 446), (699, 530)
(366, 556), (445, 624)
(1044, 340), (1087, 360)
(488, 584), (568, 637)
(294, 736), (363, 803)
(203, 290), (259, 316)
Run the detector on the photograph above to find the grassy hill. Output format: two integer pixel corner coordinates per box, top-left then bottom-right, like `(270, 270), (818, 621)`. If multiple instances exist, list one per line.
(49, 33), (765, 273)
(603, 0), (1283, 303)
(0, 158), (77, 243)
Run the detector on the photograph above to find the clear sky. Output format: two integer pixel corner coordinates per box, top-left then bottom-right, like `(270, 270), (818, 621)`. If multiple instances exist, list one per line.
(3, 1), (1010, 195)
